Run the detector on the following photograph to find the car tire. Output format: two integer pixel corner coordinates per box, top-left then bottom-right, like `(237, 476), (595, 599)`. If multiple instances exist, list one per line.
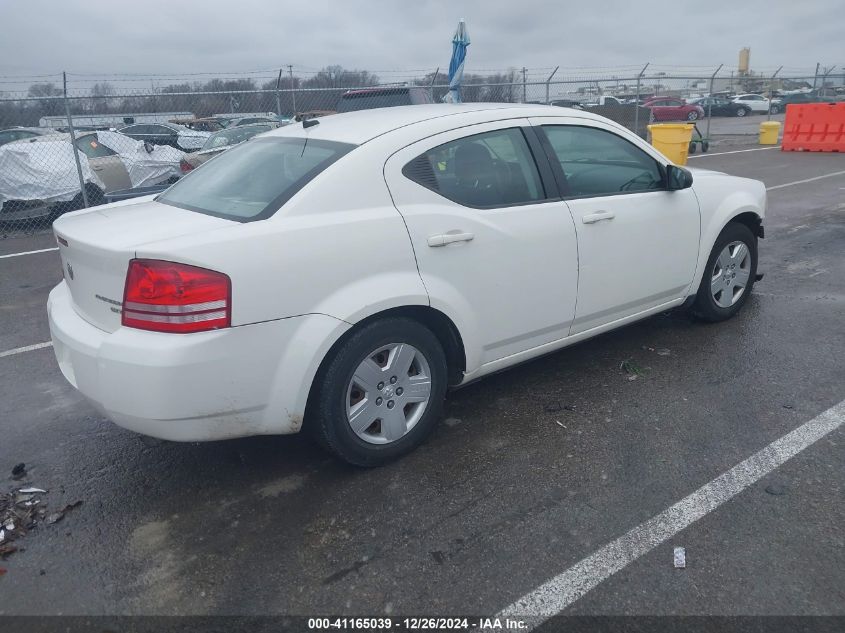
(736, 107), (747, 117)
(308, 317), (448, 467)
(690, 222), (758, 323)
(687, 111), (699, 121)
(770, 105), (780, 115)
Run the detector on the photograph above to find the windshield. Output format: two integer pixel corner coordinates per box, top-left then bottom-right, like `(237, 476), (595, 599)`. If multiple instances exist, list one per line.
(201, 125), (273, 151)
(158, 137), (354, 221)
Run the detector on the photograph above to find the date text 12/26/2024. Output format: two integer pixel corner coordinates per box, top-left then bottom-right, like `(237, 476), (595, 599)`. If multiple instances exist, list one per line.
(307, 617), (528, 630)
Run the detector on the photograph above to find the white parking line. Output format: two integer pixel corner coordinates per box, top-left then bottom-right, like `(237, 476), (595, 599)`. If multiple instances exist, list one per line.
(767, 170), (845, 191)
(498, 398), (845, 624)
(0, 247), (59, 260)
(0, 341), (53, 359)
(688, 147), (779, 158)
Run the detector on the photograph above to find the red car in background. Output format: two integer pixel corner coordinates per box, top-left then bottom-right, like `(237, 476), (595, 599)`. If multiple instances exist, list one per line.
(642, 97), (705, 121)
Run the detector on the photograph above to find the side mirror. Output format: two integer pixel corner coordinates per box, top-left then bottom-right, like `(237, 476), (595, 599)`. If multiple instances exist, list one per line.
(666, 164), (694, 190)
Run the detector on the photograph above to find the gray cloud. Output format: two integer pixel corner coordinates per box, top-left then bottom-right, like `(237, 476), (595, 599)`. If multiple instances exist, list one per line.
(1, 0), (842, 79)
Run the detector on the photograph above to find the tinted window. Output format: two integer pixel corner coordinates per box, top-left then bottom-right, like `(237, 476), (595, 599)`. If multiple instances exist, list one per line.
(75, 136), (117, 158)
(158, 137), (354, 221)
(541, 125), (663, 198)
(403, 127), (545, 208)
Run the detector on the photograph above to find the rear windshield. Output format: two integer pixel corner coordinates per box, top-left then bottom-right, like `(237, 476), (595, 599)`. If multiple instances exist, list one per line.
(158, 137), (354, 221)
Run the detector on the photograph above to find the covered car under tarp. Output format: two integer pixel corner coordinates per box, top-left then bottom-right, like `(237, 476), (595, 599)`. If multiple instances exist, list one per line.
(0, 137), (103, 210)
(95, 131), (184, 188)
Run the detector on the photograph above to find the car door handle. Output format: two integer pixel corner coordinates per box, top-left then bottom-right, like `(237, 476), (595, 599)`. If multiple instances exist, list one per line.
(427, 232), (475, 247)
(91, 166), (104, 171)
(582, 211), (615, 224)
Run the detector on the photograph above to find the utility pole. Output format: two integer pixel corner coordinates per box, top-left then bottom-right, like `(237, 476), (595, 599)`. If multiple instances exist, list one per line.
(63, 71), (89, 209)
(288, 65), (297, 114)
(522, 67), (527, 103)
(812, 62), (820, 90)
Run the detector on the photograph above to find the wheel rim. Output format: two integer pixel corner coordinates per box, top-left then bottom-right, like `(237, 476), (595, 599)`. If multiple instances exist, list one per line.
(345, 343), (432, 445)
(710, 241), (751, 308)
(688, 112), (698, 120)
(737, 108), (746, 116)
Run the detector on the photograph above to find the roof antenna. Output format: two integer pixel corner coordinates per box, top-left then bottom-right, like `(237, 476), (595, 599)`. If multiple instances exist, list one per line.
(302, 117), (319, 129)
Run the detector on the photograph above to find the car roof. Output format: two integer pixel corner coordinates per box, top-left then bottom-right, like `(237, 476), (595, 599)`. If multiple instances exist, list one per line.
(263, 103), (611, 145)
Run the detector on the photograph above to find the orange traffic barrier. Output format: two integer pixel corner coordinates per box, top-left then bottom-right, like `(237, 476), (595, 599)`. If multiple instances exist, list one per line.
(781, 102), (845, 152)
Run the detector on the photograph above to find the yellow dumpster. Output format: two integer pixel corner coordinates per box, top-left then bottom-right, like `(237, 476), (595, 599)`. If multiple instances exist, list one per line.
(759, 121), (781, 145)
(648, 123), (694, 165)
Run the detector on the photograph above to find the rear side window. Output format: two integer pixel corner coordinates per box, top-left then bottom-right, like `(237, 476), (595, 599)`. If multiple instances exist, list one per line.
(541, 125), (663, 198)
(402, 128), (545, 208)
(158, 137), (354, 221)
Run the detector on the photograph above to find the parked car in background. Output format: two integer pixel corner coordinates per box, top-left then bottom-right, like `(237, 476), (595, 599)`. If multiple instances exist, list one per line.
(118, 122), (210, 150)
(1, 131), (182, 222)
(226, 115), (281, 127)
(583, 96), (625, 107)
(642, 97), (705, 121)
(170, 117), (226, 133)
(336, 86), (433, 113)
(179, 122), (277, 173)
(731, 94), (771, 114)
(688, 97), (751, 117)
(549, 99), (585, 110)
(48, 104), (766, 466)
(0, 127), (56, 146)
(770, 92), (835, 114)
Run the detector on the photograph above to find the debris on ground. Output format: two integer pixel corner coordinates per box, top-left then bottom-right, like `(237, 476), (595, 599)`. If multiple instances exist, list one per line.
(656, 348), (671, 357)
(443, 417), (462, 427)
(620, 359), (647, 381)
(11, 463), (26, 480)
(554, 420), (566, 428)
(0, 485), (82, 560)
(765, 483), (787, 496)
(545, 402), (577, 413)
(673, 546), (686, 568)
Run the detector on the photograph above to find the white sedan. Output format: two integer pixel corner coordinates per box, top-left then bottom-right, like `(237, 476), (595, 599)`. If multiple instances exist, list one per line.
(48, 104), (766, 466)
(731, 94), (772, 113)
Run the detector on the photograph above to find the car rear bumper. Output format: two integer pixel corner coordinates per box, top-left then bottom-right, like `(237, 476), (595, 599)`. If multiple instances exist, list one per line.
(47, 281), (348, 441)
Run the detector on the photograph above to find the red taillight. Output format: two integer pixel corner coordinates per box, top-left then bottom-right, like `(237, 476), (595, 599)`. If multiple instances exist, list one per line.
(122, 259), (231, 334)
(180, 159), (194, 173)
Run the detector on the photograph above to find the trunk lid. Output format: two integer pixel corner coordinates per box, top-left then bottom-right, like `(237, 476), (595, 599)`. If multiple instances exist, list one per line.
(53, 198), (234, 332)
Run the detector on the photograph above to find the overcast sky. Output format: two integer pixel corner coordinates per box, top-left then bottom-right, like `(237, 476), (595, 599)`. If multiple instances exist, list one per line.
(1, 0), (842, 82)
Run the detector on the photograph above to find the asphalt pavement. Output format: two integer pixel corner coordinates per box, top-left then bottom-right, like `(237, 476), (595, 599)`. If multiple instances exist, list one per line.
(0, 145), (843, 621)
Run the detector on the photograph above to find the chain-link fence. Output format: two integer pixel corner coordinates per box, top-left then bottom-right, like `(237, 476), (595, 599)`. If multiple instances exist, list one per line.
(2, 65), (843, 236)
